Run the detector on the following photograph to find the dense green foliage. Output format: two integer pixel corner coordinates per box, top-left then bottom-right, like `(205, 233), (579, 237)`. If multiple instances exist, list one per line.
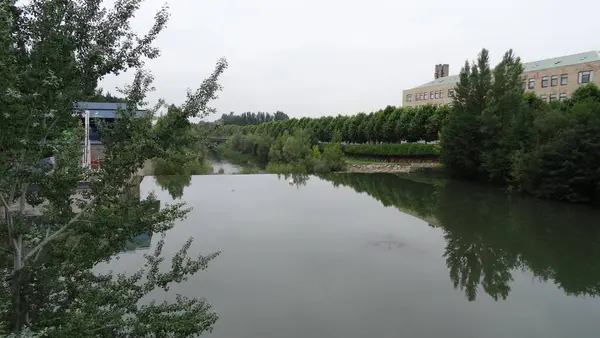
(86, 88), (128, 103)
(220, 130), (345, 174)
(218, 111), (289, 126)
(321, 173), (600, 301)
(343, 143), (440, 157)
(212, 104), (451, 144)
(442, 48), (600, 203)
(0, 0), (228, 336)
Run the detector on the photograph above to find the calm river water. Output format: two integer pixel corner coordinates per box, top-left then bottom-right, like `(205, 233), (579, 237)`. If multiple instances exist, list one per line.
(100, 169), (600, 338)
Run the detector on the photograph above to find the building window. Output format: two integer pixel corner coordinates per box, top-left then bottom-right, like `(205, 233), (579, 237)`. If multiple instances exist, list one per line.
(434, 91), (439, 99)
(540, 95), (547, 102)
(541, 76), (549, 88)
(430, 91), (434, 99)
(551, 75), (558, 87)
(561, 73), (568, 86)
(579, 71), (592, 84)
(528, 78), (535, 89)
(549, 94), (557, 102)
(522, 81), (526, 89)
(406, 94), (412, 102)
(424, 92), (429, 100)
(559, 93), (567, 101)
(448, 89), (454, 97)
(440, 90), (444, 99)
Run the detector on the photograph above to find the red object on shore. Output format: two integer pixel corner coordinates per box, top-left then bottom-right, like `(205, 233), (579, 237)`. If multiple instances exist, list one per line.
(80, 159), (101, 168)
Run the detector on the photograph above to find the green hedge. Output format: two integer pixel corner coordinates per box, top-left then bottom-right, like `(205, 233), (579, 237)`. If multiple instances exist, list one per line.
(343, 143), (440, 157)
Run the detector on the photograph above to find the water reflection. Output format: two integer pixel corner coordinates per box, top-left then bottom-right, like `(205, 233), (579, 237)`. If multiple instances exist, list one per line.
(322, 173), (600, 301)
(277, 173), (310, 189)
(154, 175), (192, 199)
(152, 159), (211, 199)
(211, 160), (242, 174)
(122, 177), (159, 252)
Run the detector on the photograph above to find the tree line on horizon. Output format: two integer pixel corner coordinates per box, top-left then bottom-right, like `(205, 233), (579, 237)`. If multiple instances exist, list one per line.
(218, 111), (289, 126)
(210, 104), (451, 144)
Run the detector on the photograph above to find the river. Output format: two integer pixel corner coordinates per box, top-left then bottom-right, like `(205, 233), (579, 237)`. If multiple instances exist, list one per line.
(98, 165), (600, 338)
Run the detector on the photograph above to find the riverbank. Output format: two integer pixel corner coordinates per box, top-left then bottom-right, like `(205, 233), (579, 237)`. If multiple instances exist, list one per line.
(344, 162), (439, 173)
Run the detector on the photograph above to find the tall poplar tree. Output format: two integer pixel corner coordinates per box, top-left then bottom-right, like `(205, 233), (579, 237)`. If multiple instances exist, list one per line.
(480, 50), (525, 183)
(441, 49), (491, 179)
(0, 0), (227, 336)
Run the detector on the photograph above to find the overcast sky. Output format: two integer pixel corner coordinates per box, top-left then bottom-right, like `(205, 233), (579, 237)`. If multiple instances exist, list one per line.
(100, 0), (599, 120)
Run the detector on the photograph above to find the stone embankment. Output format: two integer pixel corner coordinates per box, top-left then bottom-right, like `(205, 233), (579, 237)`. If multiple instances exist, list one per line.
(345, 162), (438, 173)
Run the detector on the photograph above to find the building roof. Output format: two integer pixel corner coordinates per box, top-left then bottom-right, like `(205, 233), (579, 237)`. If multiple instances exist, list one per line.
(414, 75), (460, 89)
(74, 102), (145, 119)
(411, 50), (600, 90)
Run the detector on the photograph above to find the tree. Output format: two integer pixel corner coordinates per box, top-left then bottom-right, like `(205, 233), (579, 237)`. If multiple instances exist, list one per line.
(441, 50), (491, 179)
(399, 109), (416, 142)
(282, 130), (311, 163)
(479, 49), (525, 183)
(408, 106), (432, 142)
(0, 0), (228, 336)
(86, 88), (128, 103)
(512, 84), (600, 202)
(379, 106), (395, 143)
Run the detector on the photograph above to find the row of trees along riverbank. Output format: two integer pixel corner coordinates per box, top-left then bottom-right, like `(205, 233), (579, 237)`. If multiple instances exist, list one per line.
(208, 106), (446, 159)
(209, 48), (600, 204)
(212, 104), (451, 145)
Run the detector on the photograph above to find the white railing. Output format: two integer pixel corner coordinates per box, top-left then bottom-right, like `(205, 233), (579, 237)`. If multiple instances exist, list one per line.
(81, 110), (91, 168)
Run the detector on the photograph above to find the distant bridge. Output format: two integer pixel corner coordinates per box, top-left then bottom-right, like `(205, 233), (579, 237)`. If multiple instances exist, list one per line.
(207, 136), (228, 144)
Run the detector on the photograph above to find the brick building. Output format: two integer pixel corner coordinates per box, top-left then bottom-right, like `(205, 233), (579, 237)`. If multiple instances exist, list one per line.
(402, 50), (600, 107)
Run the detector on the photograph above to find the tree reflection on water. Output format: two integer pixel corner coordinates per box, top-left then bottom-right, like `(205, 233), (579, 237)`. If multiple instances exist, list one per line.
(321, 172), (600, 301)
(152, 159), (211, 199)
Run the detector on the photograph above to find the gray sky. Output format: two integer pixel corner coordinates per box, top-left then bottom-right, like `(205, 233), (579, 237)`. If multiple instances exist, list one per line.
(101, 0), (599, 120)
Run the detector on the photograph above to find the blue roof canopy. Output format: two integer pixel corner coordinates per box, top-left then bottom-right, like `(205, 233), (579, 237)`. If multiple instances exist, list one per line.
(74, 102), (146, 119)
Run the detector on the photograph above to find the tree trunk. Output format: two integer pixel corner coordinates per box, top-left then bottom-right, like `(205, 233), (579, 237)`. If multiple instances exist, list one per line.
(9, 257), (24, 331)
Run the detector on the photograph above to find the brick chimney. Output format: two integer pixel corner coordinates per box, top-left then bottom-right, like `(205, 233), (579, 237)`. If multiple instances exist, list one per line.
(434, 64), (450, 79)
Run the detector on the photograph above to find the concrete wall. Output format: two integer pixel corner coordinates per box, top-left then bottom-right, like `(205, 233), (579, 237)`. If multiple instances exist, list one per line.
(91, 144), (105, 162)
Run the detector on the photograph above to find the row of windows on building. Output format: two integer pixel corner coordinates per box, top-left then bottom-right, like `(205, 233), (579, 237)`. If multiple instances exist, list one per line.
(406, 70), (594, 104)
(524, 71), (593, 90)
(406, 88), (454, 102)
(540, 93), (568, 102)
(409, 93), (566, 107)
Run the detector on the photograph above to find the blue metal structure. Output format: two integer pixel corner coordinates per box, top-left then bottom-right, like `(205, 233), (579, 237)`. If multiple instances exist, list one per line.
(74, 102), (146, 144)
